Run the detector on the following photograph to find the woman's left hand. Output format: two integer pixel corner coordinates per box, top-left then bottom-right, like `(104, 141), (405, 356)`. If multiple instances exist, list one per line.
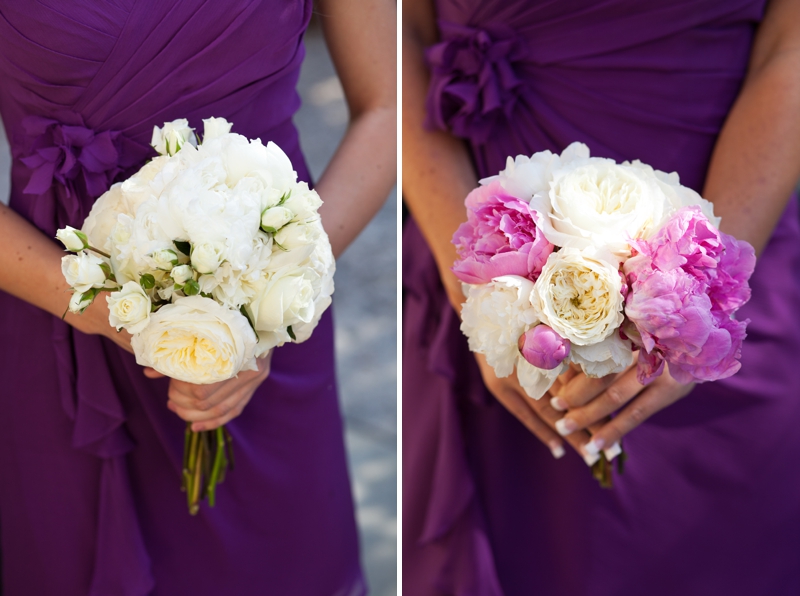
(551, 362), (694, 456)
(143, 351), (273, 431)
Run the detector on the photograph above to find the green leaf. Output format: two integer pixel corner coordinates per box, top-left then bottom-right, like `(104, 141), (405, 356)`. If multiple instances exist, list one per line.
(140, 273), (156, 290)
(277, 190), (291, 206)
(174, 241), (191, 256)
(261, 226), (278, 234)
(183, 279), (200, 296)
(287, 325), (296, 341)
(99, 262), (112, 279)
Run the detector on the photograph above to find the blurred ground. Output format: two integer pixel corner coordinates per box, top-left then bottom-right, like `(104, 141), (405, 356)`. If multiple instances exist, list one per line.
(296, 21), (398, 596)
(0, 22), (398, 596)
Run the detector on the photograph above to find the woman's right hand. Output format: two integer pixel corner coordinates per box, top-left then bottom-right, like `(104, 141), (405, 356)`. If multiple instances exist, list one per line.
(65, 292), (134, 354)
(474, 352), (597, 463)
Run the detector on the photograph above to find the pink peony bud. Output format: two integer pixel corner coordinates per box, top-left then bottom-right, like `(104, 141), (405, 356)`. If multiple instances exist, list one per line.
(518, 325), (571, 370)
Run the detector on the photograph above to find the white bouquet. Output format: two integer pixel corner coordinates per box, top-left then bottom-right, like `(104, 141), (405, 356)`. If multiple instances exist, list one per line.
(57, 117), (335, 512)
(453, 142), (755, 485)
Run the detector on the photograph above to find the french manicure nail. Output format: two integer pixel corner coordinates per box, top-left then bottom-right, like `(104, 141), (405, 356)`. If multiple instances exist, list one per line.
(549, 443), (565, 460)
(604, 442), (622, 461)
(584, 437), (605, 456)
(583, 451), (600, 467)
(555, 418), (577, 436)
(550, 396), (567, 411)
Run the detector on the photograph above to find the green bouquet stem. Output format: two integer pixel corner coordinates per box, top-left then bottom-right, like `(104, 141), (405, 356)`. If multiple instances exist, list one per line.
(181, 423), (234, 514)
(591, 441), (627, 489)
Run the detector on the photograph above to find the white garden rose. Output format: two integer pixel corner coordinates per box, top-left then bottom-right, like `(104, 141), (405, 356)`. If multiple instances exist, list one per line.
(191, 242), (225, 274)
(569, 332), (633, 378)
(56, 226), (88, 251)
(529, 144), (672, 256)
(531, 246), (624, 346)
(268, 221), (321, 269)
(202, 117), (233, 141)
(286, 233), (335, 347)
(260, 206), (293, 232)
(107, 281), (151, 333)
(68, 290), (94, 313)
(151, 119), (197, 156)
(61, 252), (108, 293)
(248, 267), (317, 333)
(131, 296), (258, 384)
(460, 276), (538, 378)
(170, 264), (194, 284)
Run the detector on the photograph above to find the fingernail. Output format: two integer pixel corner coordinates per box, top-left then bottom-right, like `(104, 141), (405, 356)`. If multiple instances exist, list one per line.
(550, 396), (567, 411)
(584, 437), (605, 456)
(555, 418), (577, 436)
(604, 442), (622, 461)
(583, 451), (600, 467)
(549, 442), (565, 460)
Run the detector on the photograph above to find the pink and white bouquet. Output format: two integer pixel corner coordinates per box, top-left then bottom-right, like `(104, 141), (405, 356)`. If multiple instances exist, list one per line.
(56, 117), (335, 512)
(454, 143), (755, 473)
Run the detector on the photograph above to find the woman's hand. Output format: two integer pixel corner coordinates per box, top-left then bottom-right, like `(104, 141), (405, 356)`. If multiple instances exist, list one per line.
(475, 353), (602, 464)
(68, 292), (134, 353)
(551, 363), (694, 457)
(143, 351), (273, 431)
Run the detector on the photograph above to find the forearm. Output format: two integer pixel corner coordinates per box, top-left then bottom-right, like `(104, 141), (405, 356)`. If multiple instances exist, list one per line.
(702, 0), (800, 254)
(402, 4), (478, 305)
(0, 203), (108, 333)
(316, 105), (396, 258)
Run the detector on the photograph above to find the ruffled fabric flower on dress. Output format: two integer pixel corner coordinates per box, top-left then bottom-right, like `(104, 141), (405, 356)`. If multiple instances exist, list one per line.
(20, 116), (122, 199)
(425, 22), (525, 143)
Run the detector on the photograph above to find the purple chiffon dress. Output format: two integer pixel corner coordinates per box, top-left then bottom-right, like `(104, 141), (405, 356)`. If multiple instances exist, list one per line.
(403, 1), (800, 594)
(0, 2), (364, 595)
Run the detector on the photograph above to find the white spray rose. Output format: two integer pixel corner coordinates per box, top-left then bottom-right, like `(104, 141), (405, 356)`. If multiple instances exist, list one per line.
(191, 242), (225, 274)
(268, 221), (321, 270)
(282, 183), (322, 220)
(151, 249), (179, 270)
(460, 276), (538, 377)
(171, 264), (195, 284)
(107, 281), (152, 333)
(151, 119), (197, 156)
(531, 246), (624, 347)
(131, 296), (257, 383)
(261, 206), (293, 232)
(68, 290), (94, 314)
(202, 117), (233, 141)
(61, 252), (108, 293)
(56, 226), (88, 251)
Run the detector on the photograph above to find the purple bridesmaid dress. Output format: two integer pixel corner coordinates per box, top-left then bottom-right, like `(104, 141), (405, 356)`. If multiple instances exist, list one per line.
(403, 1), (800, 594)
(0, 2), (364, 595)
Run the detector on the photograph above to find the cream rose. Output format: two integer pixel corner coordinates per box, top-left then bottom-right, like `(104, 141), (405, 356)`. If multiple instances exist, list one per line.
(107, 281), (152, 333)
(61, 252), (108, 293)
(248, 267), (317, 333)
(202, 117), (233, 141)
(531, 247), (623, 346)
(131, 296), (258, 383)
(68, 290), (94, 314)
(191, 242), (225, 274)
(171, 264), (195, 284)
(529, 143), (671, 256)
(260, 206), (293, 232)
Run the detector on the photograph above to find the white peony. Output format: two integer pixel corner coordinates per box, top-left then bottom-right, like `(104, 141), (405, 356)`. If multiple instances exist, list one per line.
(516, 357), (567, 401)
(151, 119), (197, 156)
(481, 147), (564, 201)
(107, 281), (151, 333)
(61, 252), (108, 293)
(202, 117), (233, 141)
(460, 276), (538, 378)
(131, 296), (258, 384)
(56, 226), (87, 251)
(569, 332), (633, 378)
(531, 246), (623, 347)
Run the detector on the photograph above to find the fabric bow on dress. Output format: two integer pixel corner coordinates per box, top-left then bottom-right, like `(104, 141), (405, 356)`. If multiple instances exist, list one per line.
(425, 22), (525, 144)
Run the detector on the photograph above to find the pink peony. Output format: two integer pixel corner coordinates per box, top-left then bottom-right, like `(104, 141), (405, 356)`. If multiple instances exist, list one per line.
(452, 180), (553, 284)
(518, 324), (571, 370)
(624, 207), (755, 385)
